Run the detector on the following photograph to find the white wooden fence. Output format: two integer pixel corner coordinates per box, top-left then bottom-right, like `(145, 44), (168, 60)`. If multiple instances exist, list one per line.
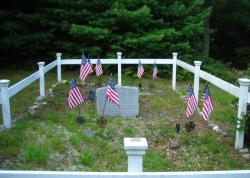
(0, 52), (250, 150)
(1, 170), (250, 178)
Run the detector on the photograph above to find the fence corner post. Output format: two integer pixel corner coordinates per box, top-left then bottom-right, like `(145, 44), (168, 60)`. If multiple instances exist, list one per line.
(235, 78), (250, 149)
(0, 79), (11, 129)
(172, 52), (178, 90)
(194, 61), (202, 103)
(124, 137), (148, 172)
(38, 62), (45, 98)
(117, 52), (122, 86)
(56, 53), (62, 82)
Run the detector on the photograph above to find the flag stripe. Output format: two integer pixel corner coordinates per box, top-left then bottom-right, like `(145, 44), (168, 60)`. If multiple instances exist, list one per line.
(106, 78), (120, 107)
(67, 79), (84, 109)
(80, 57), (93, 81)
(185, 84), (197, 117)
(153, 64), (158, 79)
(95, 58), (103, 77)
(137, 60), (144, 79)
(201, 85), (214, 121)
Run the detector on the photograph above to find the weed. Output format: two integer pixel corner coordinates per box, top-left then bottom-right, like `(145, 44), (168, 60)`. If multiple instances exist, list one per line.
(23, 144), (49, 165)
(79, 149), (94, 166)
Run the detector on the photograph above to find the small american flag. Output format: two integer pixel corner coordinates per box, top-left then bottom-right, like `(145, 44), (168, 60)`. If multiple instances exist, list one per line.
(185, 84), (198, 117)
(80, 53), (93, 81)
(95, 57), (103, 77)
(201, 84), (214, 121)
(137, 60), (144, 79)
(67, 79), (84, 109)
(106, 76), (120, 107)
(153, 62), (158, 79)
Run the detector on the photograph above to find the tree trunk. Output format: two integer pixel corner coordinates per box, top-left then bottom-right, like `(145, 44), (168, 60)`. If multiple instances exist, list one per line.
(204, 16), (210, 57)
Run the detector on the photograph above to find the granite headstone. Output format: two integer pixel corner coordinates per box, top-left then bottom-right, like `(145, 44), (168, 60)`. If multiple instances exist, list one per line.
(96, 86), (139, 118)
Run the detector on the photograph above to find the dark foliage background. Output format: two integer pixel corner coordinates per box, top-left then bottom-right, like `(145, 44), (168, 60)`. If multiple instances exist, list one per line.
(0, 0), (249, 73)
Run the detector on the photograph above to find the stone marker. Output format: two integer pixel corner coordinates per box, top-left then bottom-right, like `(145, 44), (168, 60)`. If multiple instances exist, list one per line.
(169, 141), (181, 150)
(84, 128), (96, 137)
(96, 86), (139, 118)
(239, 148), (249, 154)
(124, 137), (148, 172)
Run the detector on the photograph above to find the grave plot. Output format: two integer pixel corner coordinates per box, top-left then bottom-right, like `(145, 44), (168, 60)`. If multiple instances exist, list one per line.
(0, 72), (249, 171)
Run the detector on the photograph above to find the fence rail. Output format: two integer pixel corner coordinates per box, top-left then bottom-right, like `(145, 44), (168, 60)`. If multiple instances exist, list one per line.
(199, 70), (240, 98)
(8, 71), (40, 98)
(176, 59), (195, 73)
(44, 60), (57, 74)
(61, 59), (173, 65)
(1, 170), (250, 178)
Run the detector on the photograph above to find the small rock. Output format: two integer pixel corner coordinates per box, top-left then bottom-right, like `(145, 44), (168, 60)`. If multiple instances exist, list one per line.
(52, 84), (57, 88)
(84, 128), (96, 137)
(80, 81), (87, 86)
(242, 153), (250, 159)
(48, 88), (54, 97)
(208, 123), (216, 129)
(34, 102), (39, 105)
(42, 102), (47, 105)
(180, 95), (186, 100)
(139, 93), (154, 96)
(221, 132), (230, 137)
(169, 141), (181, 150)
(239, 148), (249, 154)
(28, 110), (36, 115)
(61, 80), (67, 84)
(213, 125), (219, 132)
(36, 96), (44, 102)
(31, 105), (39, 110)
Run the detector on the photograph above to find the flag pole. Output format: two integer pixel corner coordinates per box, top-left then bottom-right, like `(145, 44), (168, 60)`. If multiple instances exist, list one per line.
(102, 99), (107, 117)
(73, 68), (81, 117)
(77, 105), (81, 117)
(102, 73), (112, 116)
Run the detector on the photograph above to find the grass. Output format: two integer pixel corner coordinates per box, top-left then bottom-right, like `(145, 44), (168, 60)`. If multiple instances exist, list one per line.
(0, 70), (249, 171)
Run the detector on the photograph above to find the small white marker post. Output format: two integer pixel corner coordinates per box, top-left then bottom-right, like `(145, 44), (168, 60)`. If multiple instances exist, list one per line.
(194, 61), (202, 103)
(56, 53), (62, 82)
(38, 62), (45, 98)
(117, 52), (122, 86)
(0, 80), (11, 128)
(172, 52), (178, 90)
(124, 137), (148, 172)
(235, 78), (250, 149)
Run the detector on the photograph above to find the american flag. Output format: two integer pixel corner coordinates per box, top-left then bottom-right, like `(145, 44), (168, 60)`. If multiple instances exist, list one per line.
(201, 84), (214, 121)
(137, 60), (144, 79)
(153, 62), (158, 79)
(185, 84), (198, 117)
(67, 79), (84, 109)
(95, 57), (103, 77)
(106, 76), (120, 107)
(79, 53), (93, 81)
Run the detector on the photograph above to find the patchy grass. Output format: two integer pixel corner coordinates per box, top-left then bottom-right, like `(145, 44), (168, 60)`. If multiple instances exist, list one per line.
(0, 70), (249, 171)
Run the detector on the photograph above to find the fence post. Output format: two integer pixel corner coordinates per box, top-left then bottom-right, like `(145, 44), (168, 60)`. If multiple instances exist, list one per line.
(235, 78), (250, 149)
(124, 138), (148, 172)
(194, 61), (202, 103)
(38, 62), (45, 98)
(0, 80), (11, 129)
(56, 53), (62, 82)
(172, 52), (178, 90)
(117, 52), (122, 86)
